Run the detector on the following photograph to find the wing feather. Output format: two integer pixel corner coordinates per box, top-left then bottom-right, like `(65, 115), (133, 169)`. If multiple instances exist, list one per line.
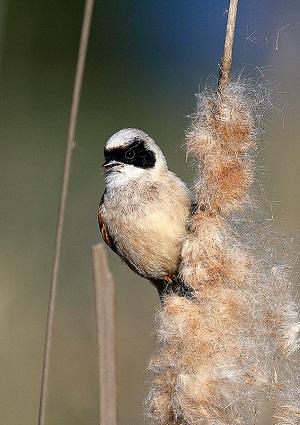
(98, 192), (117, 253)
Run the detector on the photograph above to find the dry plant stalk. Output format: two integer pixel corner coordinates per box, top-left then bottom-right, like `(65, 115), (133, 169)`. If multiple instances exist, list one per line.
(38, 1), (94, 424)
(147, 3), (300, 424)
(218, 0), (239, 93)
(92, 244), (117, 425)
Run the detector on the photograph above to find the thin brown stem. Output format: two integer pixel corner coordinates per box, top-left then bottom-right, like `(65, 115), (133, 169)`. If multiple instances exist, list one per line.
(218, 0), (239, 93)
(37, 1), (94, 424)
(92, 244), (117, 425)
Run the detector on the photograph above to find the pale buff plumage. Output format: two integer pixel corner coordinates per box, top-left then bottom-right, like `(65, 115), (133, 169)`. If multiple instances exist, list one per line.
(99, 128), (190, 281)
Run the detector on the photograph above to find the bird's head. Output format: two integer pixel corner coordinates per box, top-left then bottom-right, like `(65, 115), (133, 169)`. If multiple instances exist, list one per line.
(102, 128), (168, 186)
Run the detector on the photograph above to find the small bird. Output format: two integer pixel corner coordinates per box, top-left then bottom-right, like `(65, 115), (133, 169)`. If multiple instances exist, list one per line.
(98, 128), (192, 299)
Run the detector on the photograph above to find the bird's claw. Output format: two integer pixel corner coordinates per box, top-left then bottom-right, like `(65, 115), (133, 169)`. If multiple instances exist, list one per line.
(173, 281), (196, 300)
(162, 277), (196, 301)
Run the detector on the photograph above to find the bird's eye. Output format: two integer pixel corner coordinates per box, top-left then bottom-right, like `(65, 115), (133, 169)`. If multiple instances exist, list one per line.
(125, 150), (135, 160)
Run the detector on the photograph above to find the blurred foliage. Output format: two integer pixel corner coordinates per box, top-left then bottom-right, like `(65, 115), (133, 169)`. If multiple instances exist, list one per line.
(0, 1), (299, 424)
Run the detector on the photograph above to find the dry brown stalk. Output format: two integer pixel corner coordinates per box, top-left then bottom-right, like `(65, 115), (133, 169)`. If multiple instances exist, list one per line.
(38, 1), (94, 424)
(218, 0), (239, 93)
(92, 244), (117, 425)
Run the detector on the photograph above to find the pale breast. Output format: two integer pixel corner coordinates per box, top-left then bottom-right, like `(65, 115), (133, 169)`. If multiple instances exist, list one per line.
(102, 177), (190, 280)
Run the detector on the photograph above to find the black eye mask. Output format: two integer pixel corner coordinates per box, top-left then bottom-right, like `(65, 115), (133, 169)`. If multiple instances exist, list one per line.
(104, 137), (156, 169)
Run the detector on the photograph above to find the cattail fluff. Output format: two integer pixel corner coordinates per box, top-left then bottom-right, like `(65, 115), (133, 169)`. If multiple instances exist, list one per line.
(147, 82), (300, 425)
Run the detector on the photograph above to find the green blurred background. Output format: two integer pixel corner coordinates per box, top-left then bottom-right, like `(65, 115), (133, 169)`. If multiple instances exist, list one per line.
(0, 1), (299, 424)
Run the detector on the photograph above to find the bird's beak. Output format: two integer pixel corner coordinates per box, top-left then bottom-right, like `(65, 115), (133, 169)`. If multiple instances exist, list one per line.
(102, 160), (121, 172)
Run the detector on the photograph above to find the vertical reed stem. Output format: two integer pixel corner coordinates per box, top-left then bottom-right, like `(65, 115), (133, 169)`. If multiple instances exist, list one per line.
(92, 244), (118, 425)
(38, 1), (94, 424)
(218, 0), (239, 93)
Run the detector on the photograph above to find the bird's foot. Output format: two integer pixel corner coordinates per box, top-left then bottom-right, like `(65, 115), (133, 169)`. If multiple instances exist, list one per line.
(173, 279), (195, 300)
(162, 275), (196, 301)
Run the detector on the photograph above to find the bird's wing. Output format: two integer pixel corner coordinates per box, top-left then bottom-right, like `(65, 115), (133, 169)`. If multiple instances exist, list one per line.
(98, 193), (117, 253)
(98, 209), (113, 248)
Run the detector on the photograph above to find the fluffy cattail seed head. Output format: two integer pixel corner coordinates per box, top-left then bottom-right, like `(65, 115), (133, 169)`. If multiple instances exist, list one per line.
(147, 82), (300, 425)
